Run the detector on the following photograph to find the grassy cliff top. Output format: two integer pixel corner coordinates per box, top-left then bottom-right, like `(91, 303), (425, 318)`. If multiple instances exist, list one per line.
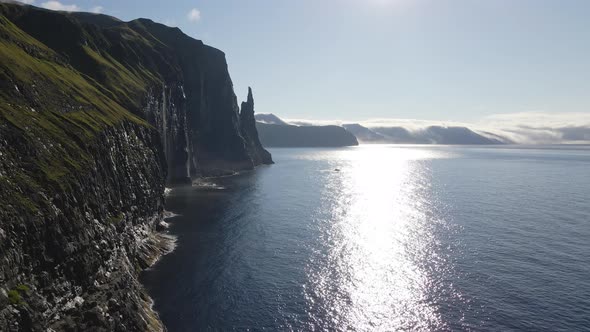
(0, 4), (158, 214)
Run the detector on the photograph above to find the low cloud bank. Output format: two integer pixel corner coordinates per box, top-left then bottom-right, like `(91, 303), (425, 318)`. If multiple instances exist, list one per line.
(475, 112), (590, 144)
(282, 112), (590, 144)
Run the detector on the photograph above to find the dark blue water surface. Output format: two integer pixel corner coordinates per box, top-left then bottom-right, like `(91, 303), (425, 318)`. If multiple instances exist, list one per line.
(142, 145), (590, 331)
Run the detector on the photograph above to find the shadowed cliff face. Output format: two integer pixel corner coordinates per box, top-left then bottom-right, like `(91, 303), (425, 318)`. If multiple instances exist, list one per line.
(0, 2), (271, 330)
(240, 88), (273, 164)
(1, 3), (270, 181)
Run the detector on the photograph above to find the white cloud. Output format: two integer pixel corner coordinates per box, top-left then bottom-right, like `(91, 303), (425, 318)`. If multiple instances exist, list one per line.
(286, 119), (345, 127)
(90, 5), (103, 14)
(18, 0), (35, 4)
(280, 112), (590, 144)
(479, 112), (590, 129)
(41, 1), (79, 11)
(473, 112), (590, 144)
(187, 8), (201, 22)
(284, 117), (471, 130)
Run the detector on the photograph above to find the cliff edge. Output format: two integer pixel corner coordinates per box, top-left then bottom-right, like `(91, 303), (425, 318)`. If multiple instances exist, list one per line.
(240, 87), (273, 165)
(0, 2), (271, 330)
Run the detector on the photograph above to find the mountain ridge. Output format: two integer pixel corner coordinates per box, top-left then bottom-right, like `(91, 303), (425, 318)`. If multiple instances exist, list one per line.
(255, 114), (507, 145)
(254, 114), (359, 147)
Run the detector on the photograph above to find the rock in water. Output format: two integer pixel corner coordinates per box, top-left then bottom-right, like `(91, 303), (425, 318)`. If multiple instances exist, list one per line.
(240, 87), (274, 165)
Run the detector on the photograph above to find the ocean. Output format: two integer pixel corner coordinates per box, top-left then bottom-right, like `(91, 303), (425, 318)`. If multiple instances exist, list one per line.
(141, 145), (590, 331)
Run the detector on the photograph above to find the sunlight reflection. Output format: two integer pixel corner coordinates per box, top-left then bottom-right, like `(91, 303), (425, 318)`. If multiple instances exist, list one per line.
(304, 146), (451, 330)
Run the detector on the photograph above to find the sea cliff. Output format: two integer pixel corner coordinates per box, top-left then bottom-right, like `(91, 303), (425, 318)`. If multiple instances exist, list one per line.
(0, 2), (271, 330)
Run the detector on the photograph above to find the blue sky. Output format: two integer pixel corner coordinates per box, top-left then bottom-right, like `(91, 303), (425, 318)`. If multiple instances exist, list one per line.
(21, 0), (590, 123)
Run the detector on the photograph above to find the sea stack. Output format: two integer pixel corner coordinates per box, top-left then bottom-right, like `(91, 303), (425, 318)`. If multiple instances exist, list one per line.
(240, 87), (274, 165)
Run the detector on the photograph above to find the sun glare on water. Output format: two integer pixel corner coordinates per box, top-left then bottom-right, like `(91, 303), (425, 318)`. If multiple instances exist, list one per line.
(303, 146), (454, 330)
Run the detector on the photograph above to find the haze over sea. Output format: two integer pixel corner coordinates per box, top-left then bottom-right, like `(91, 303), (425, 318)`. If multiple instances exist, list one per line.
(142, 145), (590, 331)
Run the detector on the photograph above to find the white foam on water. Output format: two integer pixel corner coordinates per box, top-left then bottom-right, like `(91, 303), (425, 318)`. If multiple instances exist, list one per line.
(192, 179), (226, 190)
(163, 210), (181, 219)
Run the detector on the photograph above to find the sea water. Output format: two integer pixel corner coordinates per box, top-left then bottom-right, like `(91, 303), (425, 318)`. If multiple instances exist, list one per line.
(142, 145), (590, 331)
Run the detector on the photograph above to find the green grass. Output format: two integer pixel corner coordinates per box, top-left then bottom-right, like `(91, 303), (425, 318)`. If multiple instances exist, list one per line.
(6, 285), (29, 306)
(0, 14), (156, 205)
(16, 284), (29, 293)
(82, 45), (151, 107)
(108, 212), (125, 224)
(7, 290), (22, 305)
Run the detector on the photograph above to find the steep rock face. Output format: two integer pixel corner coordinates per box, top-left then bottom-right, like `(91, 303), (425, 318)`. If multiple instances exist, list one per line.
(240, 88), (273, 165)
(0, 119), (169, 331)
(140, 20), (256, 177)
(1, 3), (271, 181)
(0, 2), (271, 331)
(0, 9), (170, 328)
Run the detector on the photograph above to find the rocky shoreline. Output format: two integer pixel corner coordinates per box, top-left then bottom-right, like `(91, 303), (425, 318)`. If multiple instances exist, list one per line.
(0, 192), (176, 332)
(0, 2), (272, 330)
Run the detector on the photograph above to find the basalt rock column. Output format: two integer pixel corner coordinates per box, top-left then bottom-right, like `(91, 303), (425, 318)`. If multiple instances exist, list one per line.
(240, 87), (273, 165)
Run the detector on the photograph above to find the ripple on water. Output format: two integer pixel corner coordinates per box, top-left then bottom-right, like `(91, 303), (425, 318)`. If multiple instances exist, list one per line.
(302, 148), (463, 331)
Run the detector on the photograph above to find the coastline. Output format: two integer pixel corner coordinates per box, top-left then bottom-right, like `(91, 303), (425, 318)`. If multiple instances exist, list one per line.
(0, 3), (273, 329)
(136, 221), (178, 332)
